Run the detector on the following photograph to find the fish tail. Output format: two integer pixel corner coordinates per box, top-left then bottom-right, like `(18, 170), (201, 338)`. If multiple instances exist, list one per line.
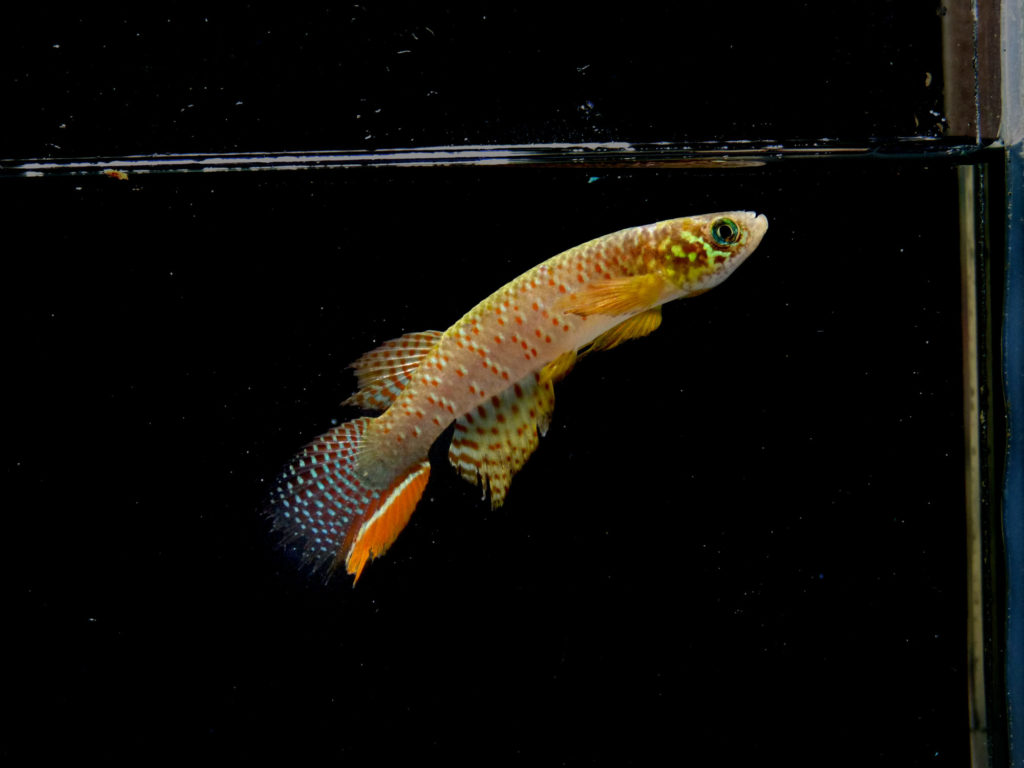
(267, 416), (431, 583)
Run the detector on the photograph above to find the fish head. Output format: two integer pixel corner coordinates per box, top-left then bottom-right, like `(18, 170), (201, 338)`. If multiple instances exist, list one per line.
(653, 211), (768, 296)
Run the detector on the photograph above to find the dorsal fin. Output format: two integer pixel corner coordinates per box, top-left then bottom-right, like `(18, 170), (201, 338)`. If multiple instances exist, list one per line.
(342, 330), (444, 411)
(448, 367), (558, 509)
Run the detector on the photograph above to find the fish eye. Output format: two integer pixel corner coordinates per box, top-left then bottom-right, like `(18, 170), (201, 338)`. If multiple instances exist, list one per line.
(710, 218), (741, 246)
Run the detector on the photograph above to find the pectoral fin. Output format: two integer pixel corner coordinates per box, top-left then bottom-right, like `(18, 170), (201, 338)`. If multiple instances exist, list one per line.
(583, 306), (663, 355)
(540, 349), (578, 385)
(556, 274), (666, 317)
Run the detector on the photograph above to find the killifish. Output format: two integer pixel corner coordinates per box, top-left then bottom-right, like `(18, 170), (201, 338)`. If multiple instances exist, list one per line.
(268, 212), (768, 582)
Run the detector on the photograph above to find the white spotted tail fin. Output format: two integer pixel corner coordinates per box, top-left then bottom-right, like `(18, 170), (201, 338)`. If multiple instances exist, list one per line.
(267, 416), (430, 583)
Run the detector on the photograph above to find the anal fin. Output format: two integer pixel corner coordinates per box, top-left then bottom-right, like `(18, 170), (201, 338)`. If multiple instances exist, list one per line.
(448, 370), (556, 508)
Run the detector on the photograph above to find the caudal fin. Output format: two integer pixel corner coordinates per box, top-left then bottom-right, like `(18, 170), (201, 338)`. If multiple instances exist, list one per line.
(266, 416), (430, 583)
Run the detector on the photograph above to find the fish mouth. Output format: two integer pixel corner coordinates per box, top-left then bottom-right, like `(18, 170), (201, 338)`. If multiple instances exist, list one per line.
(748, 212), (769, 238)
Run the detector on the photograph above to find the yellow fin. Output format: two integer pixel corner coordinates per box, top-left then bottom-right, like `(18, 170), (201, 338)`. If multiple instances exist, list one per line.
(540, 349), (578, 386)
(583, 306), (663, 355)
(448, 370), (556, 508)
(556, 274), (666, 317)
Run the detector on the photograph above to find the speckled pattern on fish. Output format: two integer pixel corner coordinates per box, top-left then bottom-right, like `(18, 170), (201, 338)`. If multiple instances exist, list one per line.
(267, 211), (768, 582)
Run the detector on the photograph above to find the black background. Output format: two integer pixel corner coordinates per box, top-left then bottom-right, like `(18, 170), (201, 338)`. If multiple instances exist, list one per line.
(3, 3), (944, 158)
(5, 4), (968, 766)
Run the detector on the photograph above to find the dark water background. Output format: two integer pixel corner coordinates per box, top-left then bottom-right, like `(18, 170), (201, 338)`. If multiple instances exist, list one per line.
(6, 158), (966, 764)
(3, 2), (978, 765)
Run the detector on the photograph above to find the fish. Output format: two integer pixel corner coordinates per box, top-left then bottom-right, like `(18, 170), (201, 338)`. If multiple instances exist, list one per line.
(267, 211), (768, 583)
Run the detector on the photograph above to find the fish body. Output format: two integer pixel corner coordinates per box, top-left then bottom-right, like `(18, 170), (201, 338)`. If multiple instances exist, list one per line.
(268, 212), (768, 582)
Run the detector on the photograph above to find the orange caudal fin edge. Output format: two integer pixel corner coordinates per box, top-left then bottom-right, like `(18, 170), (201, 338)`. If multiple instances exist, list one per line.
(335, 460), (431, 583)
(266, 415), (432, 584)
